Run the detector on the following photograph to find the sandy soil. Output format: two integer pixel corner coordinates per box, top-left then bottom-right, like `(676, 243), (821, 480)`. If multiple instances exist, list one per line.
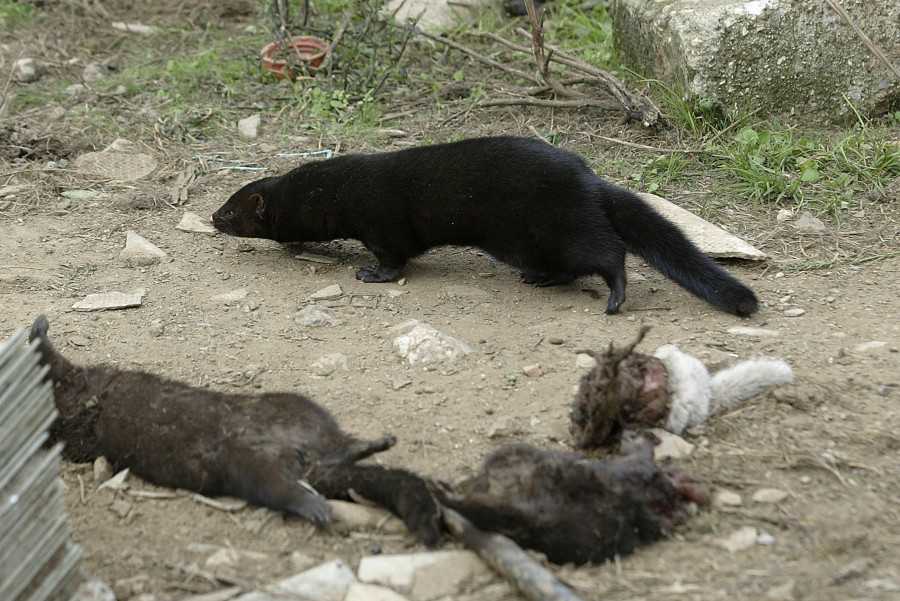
(2, 3), (899, 601)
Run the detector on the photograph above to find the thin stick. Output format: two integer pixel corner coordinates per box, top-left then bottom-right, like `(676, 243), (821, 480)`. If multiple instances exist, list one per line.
(524, 0), (584, 98)
(823, 0), (900, 82)
(593, 134), (708, 154)
(421, 31), (538, 84)
(443, 507), (586, 601)
(480, 97), (619, 109)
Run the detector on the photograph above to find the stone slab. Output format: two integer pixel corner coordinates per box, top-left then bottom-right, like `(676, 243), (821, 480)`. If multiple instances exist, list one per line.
(613, 0), (900, 119)
(638, 192), (766, 260)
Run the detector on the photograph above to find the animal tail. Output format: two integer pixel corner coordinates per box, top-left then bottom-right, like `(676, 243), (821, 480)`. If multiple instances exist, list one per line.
(709, 358), (793, 415)
(28, 315), (74, 379)
(307, 462), (443, 547)
(604, 187), (759, 316)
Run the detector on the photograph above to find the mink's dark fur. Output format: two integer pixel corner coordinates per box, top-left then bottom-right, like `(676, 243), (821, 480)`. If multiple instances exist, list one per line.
(28, 315), (442, 546)
(212, 136), (757, 316)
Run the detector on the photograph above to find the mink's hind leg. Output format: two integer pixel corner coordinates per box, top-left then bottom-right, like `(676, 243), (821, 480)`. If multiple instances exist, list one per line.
(356, 245), (406, 283)
(308, 462), (442, 547)
(521, 271), (577, 287)
(220, 448), (332, 525)
(342, 435), (396, 461)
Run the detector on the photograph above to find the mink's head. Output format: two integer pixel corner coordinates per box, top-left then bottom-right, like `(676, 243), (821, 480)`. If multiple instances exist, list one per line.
(212, 177), (276, 239)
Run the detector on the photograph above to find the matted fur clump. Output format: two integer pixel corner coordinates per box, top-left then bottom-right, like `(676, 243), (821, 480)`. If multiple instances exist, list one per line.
(436, 439), (700, 565)
(570, 327), (794, 448)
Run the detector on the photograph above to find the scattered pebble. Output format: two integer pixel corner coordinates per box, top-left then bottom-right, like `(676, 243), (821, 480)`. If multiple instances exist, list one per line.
(120, 231), (167, 267)
(713, 489), (743, 507)
(651, 428), (695, 461)
(793, 211), (826, 233)
(487, 416), (516, 439)
(93, 457), (112, 483)
(83, 61), (109, 83)
(148, 322), (164, 338)
(267, 560), (357, 601)
(344, 582), (410, 601)
(238, 114), (261, 139)
(765, 579), (795, 601)
(752, 488), (788, 504)
(757, 532), (776, 545)
(718, 525), (758, 552)
(212, 289), (248, 305)
(548, 337), (564, 345)
(776, 208), (792, 222)
(310, 353), (348, 376)
(296, 306), (333, 327)
(14, 57), (42, 82)
(575, 353), (597, 370)
(853, 340), (887, 353)
(358, 550), (489, 599)
(783, 308), (806, 317)
(727, 326), (780, 337)
(393, 324), (470, 368)
(176, 212), (217, 235)
(310, 284), (343, 300)
(522, 364), (543, 377)
(70, 579), (116, 601)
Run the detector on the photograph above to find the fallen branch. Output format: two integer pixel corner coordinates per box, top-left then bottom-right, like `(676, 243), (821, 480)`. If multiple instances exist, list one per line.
(480, 97), (620, 109)
(420, 30), (538, 84)
(442, 507), (586, 601)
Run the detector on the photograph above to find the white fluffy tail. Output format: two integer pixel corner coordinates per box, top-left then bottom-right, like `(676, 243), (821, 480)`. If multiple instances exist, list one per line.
(709, 359), (793, 416)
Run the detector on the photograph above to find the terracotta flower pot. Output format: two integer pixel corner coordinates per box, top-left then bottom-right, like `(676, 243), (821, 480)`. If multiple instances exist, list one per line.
(261, 35), (329, 79)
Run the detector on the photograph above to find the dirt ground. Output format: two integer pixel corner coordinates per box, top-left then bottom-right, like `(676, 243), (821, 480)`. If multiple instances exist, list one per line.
(2, 3), (900, 601)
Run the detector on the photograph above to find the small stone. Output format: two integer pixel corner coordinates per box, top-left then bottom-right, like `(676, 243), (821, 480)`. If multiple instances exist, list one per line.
(112, 575), (149, 600)
(757, 532), (776, 545)
(799, 475), (811, 484)
(344, 583), (410, 601)
(212, 289), (248, 305)
(727, 326), (780, 337)
(65, 83), (87, 96)
(386, 289), (407, 297)
(831, 559), (870, 584)
(487, 416), (515, 439)
(358, 550), (489, 596)
(752, 488), (788, 504)
(109, 497), (133, 519)
(70, 579), (116, 601)
(718, 525), (758, 552)
(238, 114), (260, 139)
(793, 211), (826, 233)
(783, 308), (806, 317)
(548, 337), (564, 345)
(14, 58), (42, 82)
(522, 364), (543, 377)
(176, 212), (217, 235)
(397, 277), (407, 286)
(863, 578), (900, 592)
(268, 560), (357, 601)
(329, 500), (406, 534)
(393, 324), (470, 368)
(310, 353), (349, 376)
(575, 353), (597, 370)
(83, 61), (109, 83)
(392, 378), (412, 390)
(73, 290), (145, 311)
(93, 456), (113, 483)
(310, 284), (343, 300)
(61, 189), (99, 200)
(713, 489), (743, 507)
(776, 209), (792, 222)
(149, 322), (164, 337)
(853, 340), (887, 353)
(120, 230), (167, 266)
(296, 306), (333, 327)
(651, 428), (695, 460)
(204, 548), (241, 575)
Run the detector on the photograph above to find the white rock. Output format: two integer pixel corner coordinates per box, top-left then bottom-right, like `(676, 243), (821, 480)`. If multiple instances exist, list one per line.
(310, 284), (343, 300)
(713, 489), (743, 507)
(358, 550), (489, 598)
(66, 83), (87, 96)
(212, 289), (249, 304)
(238, 114), (261, 139)
(487, 416), (516, 439)
(178, 588), (241, 601)
(93, 456), (113, 483)
(650, 428), (695, 460)
(344, 583), (410, 601)
(111, 22), (159, 34)
(726, 326), (780, 337)
(853, 340), (887, 353)
(120, 230), (167, 266)
(718, 526), (758, 552)
(237, 560), (356, 601)
(310, 353), (349, 376)
(329, 500), (406, 534)
(205, 548), (242, 572)
(757, 532), (776, 545)
(71, 579), (117, 601)
(73, 290), (146, 311)
(83, 61), (109, 83)
(752, 488), (788, 504)
(522, 364), (543, 377)
(575, 353), (597, 370)
(14, 58), (42, 82)
(393, 324), (470, 368)
(296, 306), (333, 327)
(776, 209), (792, 222)
(783, 308), (806, 317)
(176, 212), (217, 235)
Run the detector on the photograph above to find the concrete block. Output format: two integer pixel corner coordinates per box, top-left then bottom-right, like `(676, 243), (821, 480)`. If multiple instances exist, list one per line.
(612, 0), (900, 119)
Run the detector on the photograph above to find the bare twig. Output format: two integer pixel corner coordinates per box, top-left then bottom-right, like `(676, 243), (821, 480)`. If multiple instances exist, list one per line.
(823, 0), (900, 82)
(593, 134), (708, 154)
(480, 97), (619, 109)
(443, 507), (586, 601)
(524, 0), (585, 98)
(420, 31), (538, 83)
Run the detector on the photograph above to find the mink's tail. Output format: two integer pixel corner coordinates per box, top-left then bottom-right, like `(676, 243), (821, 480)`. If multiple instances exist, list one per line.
(28, 315), (75, 379)
(604, 186), (759, 316)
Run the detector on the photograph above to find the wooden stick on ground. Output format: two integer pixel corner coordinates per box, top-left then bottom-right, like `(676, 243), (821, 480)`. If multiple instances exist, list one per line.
(442, 507), (586, 601)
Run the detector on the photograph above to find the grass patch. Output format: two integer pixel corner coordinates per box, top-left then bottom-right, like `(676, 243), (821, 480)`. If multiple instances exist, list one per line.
(0, 0), (34, 30)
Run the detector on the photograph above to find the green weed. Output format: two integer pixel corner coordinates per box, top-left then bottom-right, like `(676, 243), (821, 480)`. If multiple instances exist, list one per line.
(0, 0), (34, 30)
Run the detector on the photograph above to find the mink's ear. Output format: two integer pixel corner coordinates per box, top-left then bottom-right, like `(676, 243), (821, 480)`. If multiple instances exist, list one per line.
(249, 193), (265, 218)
